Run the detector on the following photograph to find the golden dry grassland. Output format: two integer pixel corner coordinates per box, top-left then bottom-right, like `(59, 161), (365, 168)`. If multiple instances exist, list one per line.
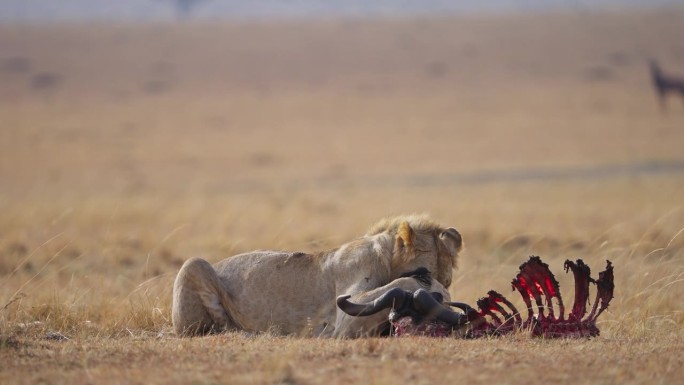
(1, 8), (684, 384)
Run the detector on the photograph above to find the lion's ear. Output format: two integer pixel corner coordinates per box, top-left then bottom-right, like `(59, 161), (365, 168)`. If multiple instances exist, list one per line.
(395, 221), (414, 251)
(439, 228), (462, 256)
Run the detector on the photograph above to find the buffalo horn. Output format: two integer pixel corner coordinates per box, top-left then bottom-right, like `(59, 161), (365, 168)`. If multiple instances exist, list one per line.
(336, 288), (409, 317)
(413, 289), (469, 326)
(445, 301), (477, 314)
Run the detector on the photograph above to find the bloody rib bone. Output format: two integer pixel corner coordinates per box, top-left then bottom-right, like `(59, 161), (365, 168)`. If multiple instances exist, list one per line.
(589, 260), (614, 321)
(511, 256), (564, 321)
(564, 259), (592, 321)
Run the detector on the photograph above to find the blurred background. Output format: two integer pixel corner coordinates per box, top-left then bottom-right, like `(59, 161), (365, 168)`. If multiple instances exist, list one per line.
(0, 0), (683, 335)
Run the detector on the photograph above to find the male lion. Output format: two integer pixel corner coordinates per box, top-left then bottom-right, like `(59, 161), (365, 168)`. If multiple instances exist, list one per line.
(172, 215), (462, 337)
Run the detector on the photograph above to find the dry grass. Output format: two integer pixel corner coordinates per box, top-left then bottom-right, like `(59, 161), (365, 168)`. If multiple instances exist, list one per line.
(1, 8), (684, 384)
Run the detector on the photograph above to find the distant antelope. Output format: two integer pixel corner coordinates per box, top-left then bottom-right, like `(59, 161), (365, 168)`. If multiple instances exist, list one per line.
(650, 60), (684, 110)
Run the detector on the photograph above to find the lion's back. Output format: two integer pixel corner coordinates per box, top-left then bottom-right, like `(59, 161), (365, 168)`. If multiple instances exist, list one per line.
(213, 250), (335, 333)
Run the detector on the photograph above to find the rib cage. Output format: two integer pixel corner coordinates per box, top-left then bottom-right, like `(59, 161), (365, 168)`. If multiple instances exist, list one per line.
(458, 256), (615, 338)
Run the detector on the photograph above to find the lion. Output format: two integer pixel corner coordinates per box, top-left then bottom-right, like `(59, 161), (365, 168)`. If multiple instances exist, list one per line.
(172, 215), (462, 338)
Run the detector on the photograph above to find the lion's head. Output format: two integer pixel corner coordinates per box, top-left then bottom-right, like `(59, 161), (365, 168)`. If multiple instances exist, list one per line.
(367, 215), (463, 289)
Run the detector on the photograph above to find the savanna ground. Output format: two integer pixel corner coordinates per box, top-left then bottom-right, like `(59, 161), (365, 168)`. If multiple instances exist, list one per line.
(1, 8), (684, 384)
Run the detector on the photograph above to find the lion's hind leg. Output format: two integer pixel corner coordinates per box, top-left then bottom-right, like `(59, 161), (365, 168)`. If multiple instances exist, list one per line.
(172, 257), (239, 336)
